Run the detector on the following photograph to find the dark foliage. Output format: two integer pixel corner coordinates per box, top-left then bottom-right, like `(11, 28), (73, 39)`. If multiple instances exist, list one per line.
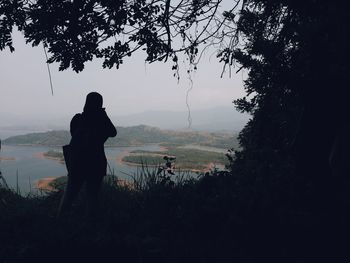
(1, 0), (227, 72)
(2, 169), (350, 263)
(217, 0), (350, 182)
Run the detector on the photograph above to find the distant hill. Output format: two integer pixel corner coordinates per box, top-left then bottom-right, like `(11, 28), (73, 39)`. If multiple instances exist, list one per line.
(3, 125), (239, 149)
(114, 107), (249, 132)
(0, 107), (249, 139)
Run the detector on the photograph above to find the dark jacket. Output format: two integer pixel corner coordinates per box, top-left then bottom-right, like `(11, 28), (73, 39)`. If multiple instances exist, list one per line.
(69, 108), (117, 177)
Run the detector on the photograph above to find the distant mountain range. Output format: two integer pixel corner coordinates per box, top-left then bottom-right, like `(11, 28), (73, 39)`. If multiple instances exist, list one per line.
(114, 107), (249, 132)
(3, 125), (240, 149)
(0, 107), (249, 139)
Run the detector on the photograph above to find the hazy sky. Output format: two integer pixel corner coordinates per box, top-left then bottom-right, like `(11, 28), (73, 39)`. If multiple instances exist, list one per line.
(0, 20), (245, 122)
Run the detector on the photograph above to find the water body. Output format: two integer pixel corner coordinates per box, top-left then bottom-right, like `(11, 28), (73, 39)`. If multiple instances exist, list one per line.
(0, 144), (163, 194)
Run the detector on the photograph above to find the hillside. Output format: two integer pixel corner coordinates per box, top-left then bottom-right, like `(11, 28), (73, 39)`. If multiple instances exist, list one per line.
(114, 107), (250, 132)
(3, 125), (239, 149)
(0, 107), (249, 139)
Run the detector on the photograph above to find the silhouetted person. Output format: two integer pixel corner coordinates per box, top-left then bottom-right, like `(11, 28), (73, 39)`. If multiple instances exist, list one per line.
(58, 92), (117, 219)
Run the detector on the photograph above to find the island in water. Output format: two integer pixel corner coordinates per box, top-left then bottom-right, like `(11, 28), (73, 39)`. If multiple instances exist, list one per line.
(4, 125), (238, 172)
(43, 146), (228, 172)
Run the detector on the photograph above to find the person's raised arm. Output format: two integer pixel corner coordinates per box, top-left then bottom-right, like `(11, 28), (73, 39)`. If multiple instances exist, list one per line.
(102, 109), (117, 138)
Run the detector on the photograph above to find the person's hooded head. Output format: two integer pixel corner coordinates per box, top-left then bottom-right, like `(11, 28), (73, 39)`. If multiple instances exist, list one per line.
(83, 92), (103, 113)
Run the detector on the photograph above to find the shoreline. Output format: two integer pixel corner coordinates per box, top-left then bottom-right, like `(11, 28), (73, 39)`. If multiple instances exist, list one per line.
(33, 152), (65, 165)
(0, 157), (16, 161)
(119, 159), (218, 173)
(35, 176), (134, 191)
(28, 145), (226, 173)
(115, 149), (131, 165)
(35, 177), (58, 192)
(35, 149), (223, 173)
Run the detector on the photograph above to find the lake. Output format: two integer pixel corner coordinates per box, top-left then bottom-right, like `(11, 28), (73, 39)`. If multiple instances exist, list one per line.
(0, 144), (164, 194)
